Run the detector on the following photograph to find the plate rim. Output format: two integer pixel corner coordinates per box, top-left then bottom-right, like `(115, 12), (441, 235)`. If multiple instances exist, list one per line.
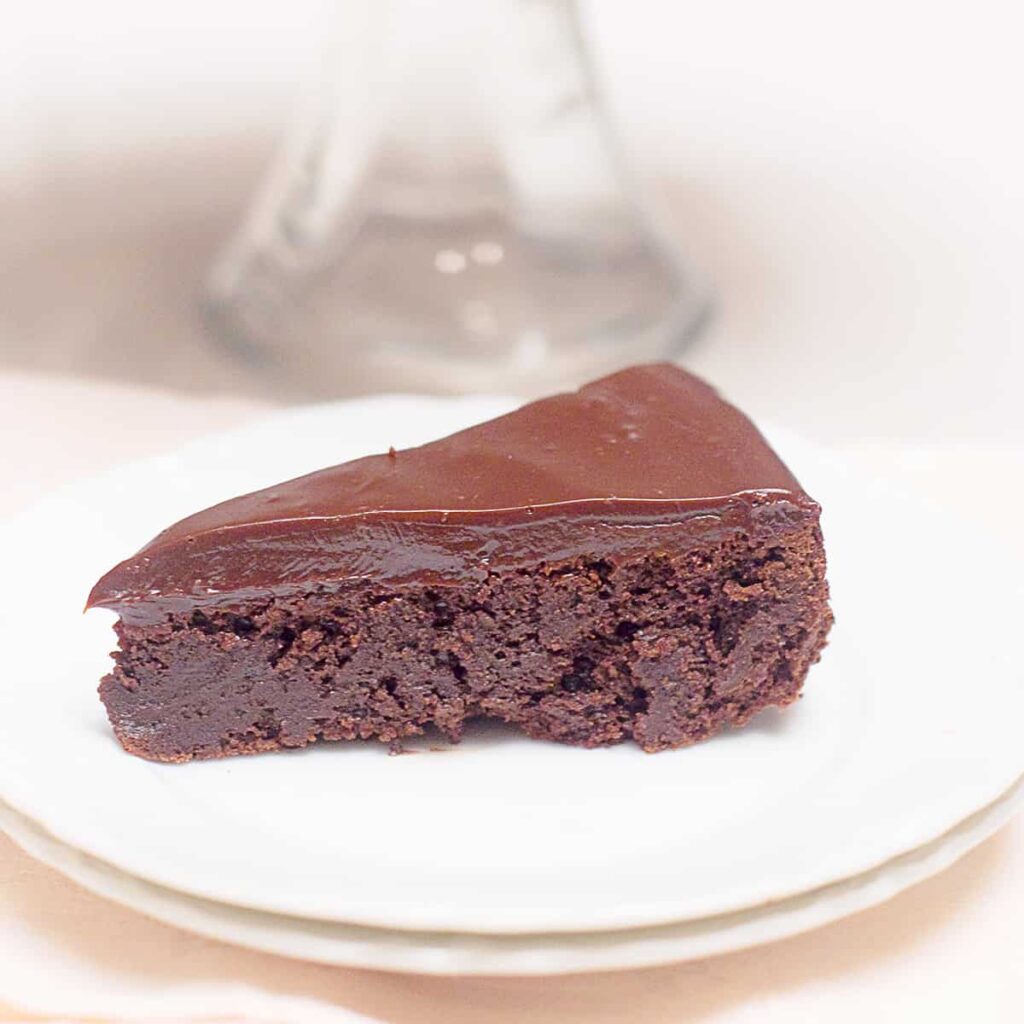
(2, 772), (1021, 976)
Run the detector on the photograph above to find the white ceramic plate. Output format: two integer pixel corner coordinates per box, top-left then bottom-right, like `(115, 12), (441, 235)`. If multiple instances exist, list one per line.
(0, 397), (1021, 934)
(1, 774), (1020, 976)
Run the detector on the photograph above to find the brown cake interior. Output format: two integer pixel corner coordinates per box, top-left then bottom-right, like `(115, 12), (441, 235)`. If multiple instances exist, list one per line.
(101, 514), (830, 762)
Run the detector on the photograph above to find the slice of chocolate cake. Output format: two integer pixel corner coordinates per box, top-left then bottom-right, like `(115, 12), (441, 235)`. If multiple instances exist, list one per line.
(88, 364), (832, 762)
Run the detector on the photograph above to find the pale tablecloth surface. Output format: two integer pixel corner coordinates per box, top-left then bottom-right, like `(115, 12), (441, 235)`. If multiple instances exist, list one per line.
(0, 370), (1021, 1023)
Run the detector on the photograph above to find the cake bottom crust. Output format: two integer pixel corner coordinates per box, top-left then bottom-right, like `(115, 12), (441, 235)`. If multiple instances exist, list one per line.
(100, 525), (832, 762)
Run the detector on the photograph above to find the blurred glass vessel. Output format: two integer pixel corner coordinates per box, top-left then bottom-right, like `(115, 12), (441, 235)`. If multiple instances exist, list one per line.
(205, 0), (708, 396)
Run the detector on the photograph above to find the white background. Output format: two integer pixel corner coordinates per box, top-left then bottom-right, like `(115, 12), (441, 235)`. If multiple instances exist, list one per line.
(1, 0), (1022, 445)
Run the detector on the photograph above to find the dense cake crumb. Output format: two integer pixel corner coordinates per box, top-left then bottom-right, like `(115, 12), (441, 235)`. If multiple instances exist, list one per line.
(101, 522), (831, 762)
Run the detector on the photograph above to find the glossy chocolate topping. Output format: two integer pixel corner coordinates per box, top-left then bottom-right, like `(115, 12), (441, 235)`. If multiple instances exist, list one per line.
(88, 364), (817, 622)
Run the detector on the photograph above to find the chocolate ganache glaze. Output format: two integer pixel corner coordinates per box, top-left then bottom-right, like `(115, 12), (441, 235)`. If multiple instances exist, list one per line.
(88, 364), (817, 625)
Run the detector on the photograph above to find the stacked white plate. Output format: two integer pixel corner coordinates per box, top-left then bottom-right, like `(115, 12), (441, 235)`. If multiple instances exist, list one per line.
(0, 397), (1021, 975)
